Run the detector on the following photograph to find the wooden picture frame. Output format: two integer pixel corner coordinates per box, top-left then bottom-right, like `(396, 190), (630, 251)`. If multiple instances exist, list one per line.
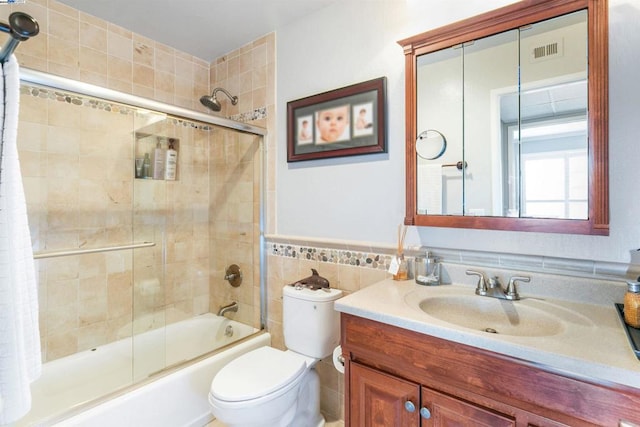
(287, 77), (386, 162)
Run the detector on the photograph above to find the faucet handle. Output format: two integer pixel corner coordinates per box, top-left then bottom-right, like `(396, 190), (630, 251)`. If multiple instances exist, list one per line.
(466, 270), (487, 295)
(505, 275), (531, 300)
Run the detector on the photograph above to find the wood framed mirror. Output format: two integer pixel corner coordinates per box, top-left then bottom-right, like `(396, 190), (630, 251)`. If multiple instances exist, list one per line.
(398, 0), (608, 235)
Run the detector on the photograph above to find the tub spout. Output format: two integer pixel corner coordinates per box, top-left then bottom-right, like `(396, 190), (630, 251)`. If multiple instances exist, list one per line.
(217, 301), (238, 317)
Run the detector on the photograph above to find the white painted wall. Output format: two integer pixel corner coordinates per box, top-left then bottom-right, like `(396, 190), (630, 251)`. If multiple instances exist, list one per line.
(276, 0), (640, 265)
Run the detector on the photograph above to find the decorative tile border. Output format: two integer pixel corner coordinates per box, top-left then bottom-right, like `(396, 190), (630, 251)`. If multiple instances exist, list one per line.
(269, 243), (394, 271)
(228, 106), (267, 123)
(21, 84), (218, 131)
(266, 234), (635, 281)
(22, 84), (137, 115)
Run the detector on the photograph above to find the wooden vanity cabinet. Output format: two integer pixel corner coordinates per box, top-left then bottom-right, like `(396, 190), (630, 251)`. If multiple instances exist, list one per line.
(351, 362), (517, 426)
(342, 314), (640, 427)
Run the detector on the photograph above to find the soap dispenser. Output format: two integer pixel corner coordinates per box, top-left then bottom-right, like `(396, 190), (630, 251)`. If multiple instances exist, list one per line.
(414, 251), (440, 286)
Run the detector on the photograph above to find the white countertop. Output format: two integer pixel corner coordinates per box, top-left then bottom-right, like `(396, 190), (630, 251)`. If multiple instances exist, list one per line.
(335, 279), (640, 389)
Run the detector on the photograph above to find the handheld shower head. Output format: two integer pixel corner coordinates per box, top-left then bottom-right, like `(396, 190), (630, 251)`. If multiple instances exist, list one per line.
(200, 87), (238, 112)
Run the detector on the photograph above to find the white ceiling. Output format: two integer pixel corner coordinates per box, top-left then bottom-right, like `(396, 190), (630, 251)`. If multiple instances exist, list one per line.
(57, 0), (340, 62)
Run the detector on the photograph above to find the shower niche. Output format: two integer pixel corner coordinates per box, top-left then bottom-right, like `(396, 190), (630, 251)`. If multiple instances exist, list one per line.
(134, 132), (180, 181)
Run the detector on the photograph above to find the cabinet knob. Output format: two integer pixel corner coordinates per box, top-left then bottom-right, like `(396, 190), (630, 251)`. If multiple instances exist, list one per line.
(404, 401), (416, 413)
(420, 407), (432, 419)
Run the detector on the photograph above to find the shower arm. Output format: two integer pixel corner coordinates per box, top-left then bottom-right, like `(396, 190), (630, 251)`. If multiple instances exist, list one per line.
(0, 12), (39, 64)
(212, 87), (238, 105)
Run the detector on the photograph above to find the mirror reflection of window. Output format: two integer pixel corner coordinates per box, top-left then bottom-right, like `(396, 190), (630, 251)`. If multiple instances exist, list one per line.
(501, 78), (588, 217)
(517, 10), (588, 220)
(517, 118), (588, 219)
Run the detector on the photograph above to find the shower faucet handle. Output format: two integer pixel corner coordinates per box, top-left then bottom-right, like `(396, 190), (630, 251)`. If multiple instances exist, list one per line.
(224, 264), (242, 287)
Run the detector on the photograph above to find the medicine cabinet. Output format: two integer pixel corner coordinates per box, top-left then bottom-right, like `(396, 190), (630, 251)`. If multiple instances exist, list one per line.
(398, 0), (608, 234)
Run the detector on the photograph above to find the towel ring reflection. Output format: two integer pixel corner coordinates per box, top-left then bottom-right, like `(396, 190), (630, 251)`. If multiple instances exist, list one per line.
(416, 129), (446, 160)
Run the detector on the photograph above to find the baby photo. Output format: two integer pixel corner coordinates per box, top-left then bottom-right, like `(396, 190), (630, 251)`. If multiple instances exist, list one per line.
(352, 102), (374, 138)
(315, 105), (350, 144)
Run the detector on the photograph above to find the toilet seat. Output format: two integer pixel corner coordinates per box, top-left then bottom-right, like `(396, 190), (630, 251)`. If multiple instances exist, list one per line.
(211, 346), (308, 403)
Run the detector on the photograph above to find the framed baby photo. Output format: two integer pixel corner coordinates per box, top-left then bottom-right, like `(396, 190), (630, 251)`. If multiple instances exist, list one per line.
(286, 77), (386, 162)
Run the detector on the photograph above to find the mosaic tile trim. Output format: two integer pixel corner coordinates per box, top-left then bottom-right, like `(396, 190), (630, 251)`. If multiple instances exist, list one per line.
(267, 237), (634, 281)
(21, 84), (216, 131)
(227, 106), (267, 123)
(269, 243), (394, 270)
(22, 84), (137, 114)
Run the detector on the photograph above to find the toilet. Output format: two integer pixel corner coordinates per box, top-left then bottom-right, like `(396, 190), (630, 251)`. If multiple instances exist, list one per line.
(208, 285), (343, 427)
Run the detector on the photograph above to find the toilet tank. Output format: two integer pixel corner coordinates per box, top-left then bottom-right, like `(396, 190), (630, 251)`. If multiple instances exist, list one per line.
(282, 285), (343, 359)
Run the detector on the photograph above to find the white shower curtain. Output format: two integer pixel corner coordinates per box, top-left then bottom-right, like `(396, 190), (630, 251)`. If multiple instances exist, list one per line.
(0, 55), (41, 425)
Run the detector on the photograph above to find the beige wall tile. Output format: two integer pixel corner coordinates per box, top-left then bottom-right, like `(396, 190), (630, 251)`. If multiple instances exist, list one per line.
(108, 77), (132, 93)
(108, 30), (132, 61)
(132, 83), (155, 99)
(155, 71), (175, 94)
(78, 296), (107, 326)
(79, 11), (107, 30)
(132, 63), (154, 88)
(19, 30), (47, 60)
(108, 55), (132, 82)
(79, 46), (108, 75)
(49, 10), (79, 41)
(133, 36), (154, 67)
(77, 322), (108, 351)
(154, 45), (175, 74)
(47, 0), (78, 18)
(46, 330), (78, 359)
(49, 61), (81, 80)
(48, 36), (79, 70)
(79, 69), (108, 88)
(80, 19), (107, 52)
(107, 22), (132, 39)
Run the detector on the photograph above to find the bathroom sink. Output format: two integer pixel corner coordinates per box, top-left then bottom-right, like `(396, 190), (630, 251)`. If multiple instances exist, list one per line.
(415, 295), (565, 337)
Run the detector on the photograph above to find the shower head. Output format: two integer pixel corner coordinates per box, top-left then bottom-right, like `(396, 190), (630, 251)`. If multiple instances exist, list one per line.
(200, 87), (238, 112)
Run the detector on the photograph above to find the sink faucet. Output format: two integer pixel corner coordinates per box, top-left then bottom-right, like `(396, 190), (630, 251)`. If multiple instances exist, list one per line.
(465, 270), (530, 301)
(218, 301), (238, 317)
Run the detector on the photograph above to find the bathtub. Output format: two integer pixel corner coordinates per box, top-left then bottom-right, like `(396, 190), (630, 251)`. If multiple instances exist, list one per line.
(18, 313), (270, 427)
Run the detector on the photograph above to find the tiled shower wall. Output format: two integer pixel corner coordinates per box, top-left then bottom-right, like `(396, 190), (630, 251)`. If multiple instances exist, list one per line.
(18, 86), (241, 362)
(209, 33), (276, 235)
(19, 88), (144, 362)
(2, 0), (210, 111)
(208, 129), (262, 328)
(4, 0), (268, 361)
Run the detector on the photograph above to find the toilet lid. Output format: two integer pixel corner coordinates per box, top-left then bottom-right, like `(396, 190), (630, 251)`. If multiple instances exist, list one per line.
(211, 346), (307, 402)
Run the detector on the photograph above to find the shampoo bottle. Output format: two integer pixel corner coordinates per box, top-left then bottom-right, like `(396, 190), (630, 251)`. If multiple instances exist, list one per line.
(164, 138), (178, 181)
(152, 139), (165, 180)
(142, 153), (151, 178)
